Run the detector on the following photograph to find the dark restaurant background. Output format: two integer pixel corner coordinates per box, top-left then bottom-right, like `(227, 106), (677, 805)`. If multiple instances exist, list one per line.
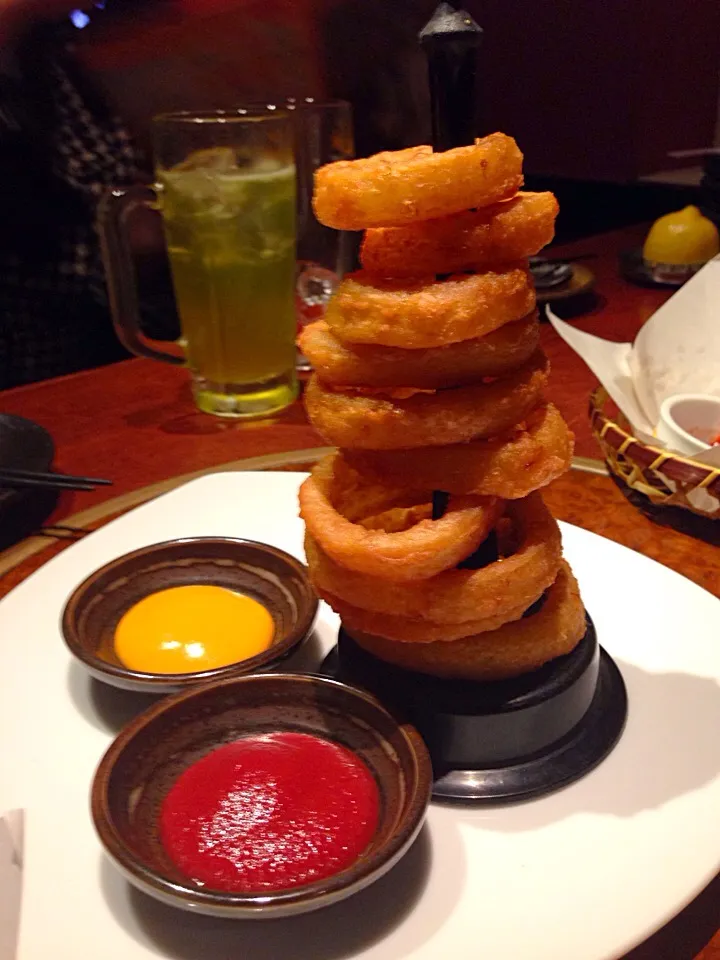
(75, 0), (720, 241)
(1, 0), (717, 389)
(78, 0), (720, 175)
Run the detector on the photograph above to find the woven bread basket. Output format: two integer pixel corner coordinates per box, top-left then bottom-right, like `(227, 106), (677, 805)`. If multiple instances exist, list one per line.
(589, 386), (720, 527)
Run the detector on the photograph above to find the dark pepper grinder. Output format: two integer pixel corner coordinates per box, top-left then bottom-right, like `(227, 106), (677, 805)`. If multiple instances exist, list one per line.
(420, 2), (483, 522)
(418, 2), (483, 152)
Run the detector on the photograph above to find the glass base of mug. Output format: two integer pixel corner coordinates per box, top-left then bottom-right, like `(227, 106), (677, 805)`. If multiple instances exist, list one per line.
(192, 370), (298, 419)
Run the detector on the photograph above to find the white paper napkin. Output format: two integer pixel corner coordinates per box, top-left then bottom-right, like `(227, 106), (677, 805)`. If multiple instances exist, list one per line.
(0, 810), (24, 960)
(548, 255), (720, 467)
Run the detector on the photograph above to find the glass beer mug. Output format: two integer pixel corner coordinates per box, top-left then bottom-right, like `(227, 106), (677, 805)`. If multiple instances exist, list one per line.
(99, 109), (298, 419)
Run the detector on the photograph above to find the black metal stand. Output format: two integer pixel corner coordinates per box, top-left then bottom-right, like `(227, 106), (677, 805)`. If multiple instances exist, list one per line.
(320, 613), (627, 803)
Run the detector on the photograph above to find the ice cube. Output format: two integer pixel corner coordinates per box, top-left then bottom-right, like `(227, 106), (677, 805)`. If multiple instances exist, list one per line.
(173, 147), (238, 173)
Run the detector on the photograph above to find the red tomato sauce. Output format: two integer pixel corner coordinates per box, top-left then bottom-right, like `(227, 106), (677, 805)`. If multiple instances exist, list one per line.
(159, 731), (380, 891)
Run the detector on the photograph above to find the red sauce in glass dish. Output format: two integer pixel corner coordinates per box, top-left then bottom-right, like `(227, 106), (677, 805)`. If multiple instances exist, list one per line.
(159, 731), (380, 892)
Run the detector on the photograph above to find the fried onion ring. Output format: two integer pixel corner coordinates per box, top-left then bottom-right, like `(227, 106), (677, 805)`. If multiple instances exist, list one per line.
(313, 133), (523, 230)
(298, 314), (540, 388)
(317, 588), (533, 642)
(346, 561), (585, 680)
(345, 403), (573, 497)
(361, 192), (559, 277)
(304, 493), (562, 624)
(325, 265), (535, 348)
(305, 351), (548, 450)
(299, 456), (501, 581)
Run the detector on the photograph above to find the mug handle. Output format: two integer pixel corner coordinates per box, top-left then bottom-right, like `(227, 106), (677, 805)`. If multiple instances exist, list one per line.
(97, 185), (184, 366)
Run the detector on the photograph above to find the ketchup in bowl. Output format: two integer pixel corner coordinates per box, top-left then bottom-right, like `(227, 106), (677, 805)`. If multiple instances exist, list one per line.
(159, 731), (380, 892)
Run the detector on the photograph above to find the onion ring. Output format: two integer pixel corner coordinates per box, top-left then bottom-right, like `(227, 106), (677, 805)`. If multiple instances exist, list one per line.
(299, 455), (501, 581)
(305, 351), (548, 450)
(345, 403), (573, 497)
(361, 192), (559, 277)
(298, 314), (540, 388)
(346, 561), (585, 680)
(317, 588), (533, 642)
(313, 133), (523, 230)
(325, 265), (535, 348)
(309, 453), (428, 524)
(304, 493), (562, 624)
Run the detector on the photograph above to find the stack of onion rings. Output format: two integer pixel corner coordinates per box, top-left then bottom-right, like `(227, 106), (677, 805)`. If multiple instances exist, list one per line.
(305, 493), (561, 625)
(300, 132), (584, 681)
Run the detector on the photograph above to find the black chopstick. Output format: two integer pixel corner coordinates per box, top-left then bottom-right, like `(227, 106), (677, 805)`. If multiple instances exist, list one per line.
(0, 468), (112, 492)
(0, 474), (95, 491)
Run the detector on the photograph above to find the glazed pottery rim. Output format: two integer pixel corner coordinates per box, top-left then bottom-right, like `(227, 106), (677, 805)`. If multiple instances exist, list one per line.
(91, 673), (433, 911)
(61, 537), (318, 686)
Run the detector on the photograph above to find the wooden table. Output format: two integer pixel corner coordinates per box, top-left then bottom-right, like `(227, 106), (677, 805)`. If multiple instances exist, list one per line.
(1, 223), (719, 958)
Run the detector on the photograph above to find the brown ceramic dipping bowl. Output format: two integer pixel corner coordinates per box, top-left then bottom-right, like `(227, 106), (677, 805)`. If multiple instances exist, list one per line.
(91, 672), (432, 918)
(62, 538), (318, 693)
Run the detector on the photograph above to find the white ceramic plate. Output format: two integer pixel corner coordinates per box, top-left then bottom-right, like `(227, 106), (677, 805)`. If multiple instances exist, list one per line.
(1, 472), (720, 960)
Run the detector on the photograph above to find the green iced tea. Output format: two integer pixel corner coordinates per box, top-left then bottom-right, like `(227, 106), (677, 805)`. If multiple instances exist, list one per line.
(158, 149), (297, 417)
